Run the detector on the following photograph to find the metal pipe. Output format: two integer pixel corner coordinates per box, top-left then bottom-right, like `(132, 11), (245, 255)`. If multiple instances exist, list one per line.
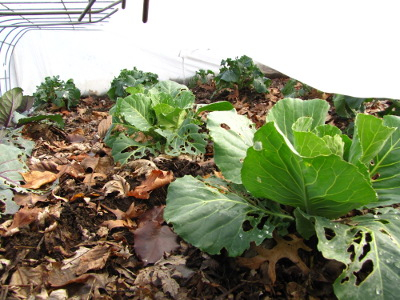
(0, 0), (122, 16)
(78, 0), (96, 21)
(142, 0), (149, 23)
(0, 9), (117, 27)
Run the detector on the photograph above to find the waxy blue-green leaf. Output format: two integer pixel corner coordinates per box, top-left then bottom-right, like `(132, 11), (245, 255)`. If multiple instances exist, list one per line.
(349, 114), (395, 165)
(117, 94), (154, 132)
(196, 101), (234, 114)
(266, 98), (329, 144)
(150, 80), (188, 98)
(242, 122), (377, 219)
(109, 133), (153, 164)
(157, 120), (207, 156)
(0, 87), (23, 127)
(164, 175), (278, 256)
(207, 110), (256, 184)
(312, 208), (400, 300)
(370, 115), (400, 205)
(333, 94), (368, 118)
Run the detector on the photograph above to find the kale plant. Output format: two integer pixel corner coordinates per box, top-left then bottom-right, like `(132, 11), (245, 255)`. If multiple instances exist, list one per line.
(33, 75), (81, 110)
(107, 67), (159, 100)
(188, 69), (215, 88)
(214, 55), (271, 93)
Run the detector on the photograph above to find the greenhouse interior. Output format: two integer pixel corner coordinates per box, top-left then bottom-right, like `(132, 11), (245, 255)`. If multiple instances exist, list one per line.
(0, 1), (399, 299)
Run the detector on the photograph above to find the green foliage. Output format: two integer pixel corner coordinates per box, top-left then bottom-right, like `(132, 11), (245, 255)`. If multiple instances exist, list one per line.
(0, 87), (23, 127)
(214, 55), (271, 93)
(164, 176), (291, 256)
(18, 114), (65, 129)
(105, 80), (233, 164)
(333, 94), (370, 118)
(296, 207), (400, 300)
(281, 78), (313, 98)
(107, 67), (159, 100)
(165, 97), (400, 261)
(0, 143), (30, 215)
(33, 75), (81, 109)
(188, 69), (215, 88)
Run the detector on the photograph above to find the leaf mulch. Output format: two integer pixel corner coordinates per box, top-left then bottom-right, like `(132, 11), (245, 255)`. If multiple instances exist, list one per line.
(1, 79), (380, 299)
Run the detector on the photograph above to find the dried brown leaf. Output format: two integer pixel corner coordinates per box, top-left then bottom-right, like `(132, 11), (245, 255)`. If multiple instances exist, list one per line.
(128, 169), (174, 199)
(0, 206), (42, 236)
(75, 244), (114, 275)
(83, 172), (108, 187)
(134, 207), (179, 265)
(127, 159), (158, 177)
(103, 174), (130, 198)
(13, 192), (50, 206)
(98, 115), (113, 138)
(237, 233), (312, 284)
(21, 170), (58, 189)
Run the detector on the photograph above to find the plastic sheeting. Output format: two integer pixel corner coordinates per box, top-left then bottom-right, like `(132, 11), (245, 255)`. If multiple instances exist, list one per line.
(9, 0), (400, 98)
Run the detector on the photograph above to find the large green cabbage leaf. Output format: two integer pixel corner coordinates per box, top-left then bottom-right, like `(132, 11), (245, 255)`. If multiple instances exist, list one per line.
(207, 109), (256, 184)
(242, 122), (376, 219)
(164, 175), (290, 256)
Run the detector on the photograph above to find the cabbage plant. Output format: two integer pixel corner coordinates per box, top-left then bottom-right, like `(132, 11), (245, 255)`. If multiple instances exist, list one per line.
(105, 80), (233, 164)
(165, 98), (400, 300)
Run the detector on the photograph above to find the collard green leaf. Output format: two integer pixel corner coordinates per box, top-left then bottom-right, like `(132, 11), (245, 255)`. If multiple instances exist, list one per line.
(164, 175), (278, 256)
(0, 128), (35, 156)
(196, 101), (234, 114)
(207, 110), (256, 184)
(150, 80), (188, 98)
(313, 208), (400, 300)
(242, 122), (377, 219)
(266, 98), (329, 144)
(370, 115), (400, 205)
(0, 87), (23, 127)
(333, 94), (367, 118)
(18, 114), (65, 129)
(117, 94), (154, 132)
(0, 144), (28, 191)
(0, 189), (19, 214)
(110, 133), (153, 164)
(159, 120), (207, 156)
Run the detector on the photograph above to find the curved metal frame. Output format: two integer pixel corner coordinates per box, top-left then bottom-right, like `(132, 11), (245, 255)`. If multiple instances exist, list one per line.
(0, 0), (127, 96)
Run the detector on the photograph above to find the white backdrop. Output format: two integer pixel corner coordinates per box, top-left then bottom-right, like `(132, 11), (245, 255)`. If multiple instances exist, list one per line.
(10, 0), (400, 98)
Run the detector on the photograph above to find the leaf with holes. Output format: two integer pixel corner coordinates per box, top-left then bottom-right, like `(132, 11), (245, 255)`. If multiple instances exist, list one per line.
(312, 208), (400, 300)
(164, 175), (291, 256)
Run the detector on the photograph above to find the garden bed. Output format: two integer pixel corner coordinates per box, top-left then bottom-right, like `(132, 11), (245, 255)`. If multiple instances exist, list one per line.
(0, 59), (399, 299)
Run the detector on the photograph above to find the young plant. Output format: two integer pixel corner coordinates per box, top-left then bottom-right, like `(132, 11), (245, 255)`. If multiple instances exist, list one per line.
(281, 78), (314, 98)
(107, 67), (159, 100)
(214, 55), (271, 94)
(33, 75), (81, 110)
(164, 98), (400, 299)
(188, 69), (215, 88)
(105, 80), (233, 164)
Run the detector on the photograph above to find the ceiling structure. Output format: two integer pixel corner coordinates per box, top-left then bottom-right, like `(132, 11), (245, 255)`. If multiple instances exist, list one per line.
(0, 0), (148, 95)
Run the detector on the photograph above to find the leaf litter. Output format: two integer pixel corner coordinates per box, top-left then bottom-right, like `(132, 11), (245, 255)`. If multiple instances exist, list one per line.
(0, 82), (383, 299)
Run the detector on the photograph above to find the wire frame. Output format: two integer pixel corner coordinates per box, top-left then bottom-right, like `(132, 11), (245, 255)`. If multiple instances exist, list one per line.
(0, 0), (126, 95)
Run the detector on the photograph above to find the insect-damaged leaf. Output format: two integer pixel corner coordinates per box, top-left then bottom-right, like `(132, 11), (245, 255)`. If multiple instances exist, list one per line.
(309, 208), (400, 300)
(164, 176), (280, 257)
